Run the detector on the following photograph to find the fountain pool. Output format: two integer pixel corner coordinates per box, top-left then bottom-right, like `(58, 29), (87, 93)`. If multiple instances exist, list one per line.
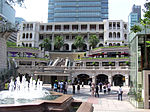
(0, 76), (60, 104)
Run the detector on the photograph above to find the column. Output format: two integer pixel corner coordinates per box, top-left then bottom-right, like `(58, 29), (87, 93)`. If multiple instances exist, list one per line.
(108, 76), (112, 85)
(79, 24), (81, 31)
(69, 43), (72, 51)
(61, 25), (63, 31)
(96, 24), (99, 31)
(125, 75), (129, 86)
(92, 76), (96, 84)
(70, 24), (72, 31)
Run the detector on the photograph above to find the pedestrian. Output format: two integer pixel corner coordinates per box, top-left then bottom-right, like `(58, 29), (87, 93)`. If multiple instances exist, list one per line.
(77, 83), (80, 93)
(103, 84), (106, 94)
(58, 81), (61, 92)
(65, 82), (68, 94)
(107, 82), (111, 94)
(72, 83), (75, 94)
(95, 85), (99, 97)
(118, 86), (123, 101)
(89, 81), (92, 92)
(54, 83), (57, 92)
(82, 81), (84, 87)
(60, 81), (63, 92)
(99, 82), (103, 92)
(91, 83), (95, 96)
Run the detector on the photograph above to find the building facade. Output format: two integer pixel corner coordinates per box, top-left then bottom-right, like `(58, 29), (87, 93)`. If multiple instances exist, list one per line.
(0, 0), (15, 24)
(16, 20), (129, 86)
(129, 27), (150, 109)
(17, 20), (128, 51)
(48, 0), (108, 22)
(128, 4), (141, 30)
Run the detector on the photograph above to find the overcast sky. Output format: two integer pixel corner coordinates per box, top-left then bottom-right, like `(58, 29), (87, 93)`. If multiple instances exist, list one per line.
(14, 0), (146, 23)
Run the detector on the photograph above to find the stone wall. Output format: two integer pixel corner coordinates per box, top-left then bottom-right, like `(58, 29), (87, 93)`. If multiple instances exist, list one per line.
(0, 37), (7, 71)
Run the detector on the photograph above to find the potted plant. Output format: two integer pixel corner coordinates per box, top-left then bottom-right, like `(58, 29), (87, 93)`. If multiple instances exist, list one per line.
(84, 52), (86, 57)
(78, 54), (80, 59)
(109, 62), (112, 66)
(92, 62), (96, 66)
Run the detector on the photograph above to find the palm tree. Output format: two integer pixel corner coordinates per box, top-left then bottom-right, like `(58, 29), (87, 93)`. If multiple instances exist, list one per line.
(39, 38), (51, 57)
(54, 36), (64, 50)
(88, 35), (99, 49)
(39, 38), (51, 51)
(74, 36), (85, 51)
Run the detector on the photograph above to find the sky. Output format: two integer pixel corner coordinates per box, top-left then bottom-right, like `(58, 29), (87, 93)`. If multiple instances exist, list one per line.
(14, 0), (147, 23)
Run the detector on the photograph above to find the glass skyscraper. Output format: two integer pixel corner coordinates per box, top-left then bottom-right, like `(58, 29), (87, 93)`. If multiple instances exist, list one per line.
(0, 0), (15, 24)
(48, 0), (108, 22)
(128, 4), (141, 30)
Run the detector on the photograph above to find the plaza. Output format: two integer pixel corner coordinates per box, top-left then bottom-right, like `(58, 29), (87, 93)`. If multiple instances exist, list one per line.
(65, 85), (150, 112)
(1, 0), (150, 112)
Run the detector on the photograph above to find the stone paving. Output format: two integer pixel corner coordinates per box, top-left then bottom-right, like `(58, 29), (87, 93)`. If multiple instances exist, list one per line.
(66, 85), (150, 112)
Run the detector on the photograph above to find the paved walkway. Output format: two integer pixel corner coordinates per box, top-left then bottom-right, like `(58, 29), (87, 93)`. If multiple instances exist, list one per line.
(66, 85), (150, 112)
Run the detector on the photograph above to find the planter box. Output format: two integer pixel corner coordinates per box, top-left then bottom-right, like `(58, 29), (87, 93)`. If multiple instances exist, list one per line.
(129, 97), (144, 109)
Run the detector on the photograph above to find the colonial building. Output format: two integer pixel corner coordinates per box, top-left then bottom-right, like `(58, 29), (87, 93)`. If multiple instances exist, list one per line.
(17, 20), (128, 51)
(16, 20), (129, 86)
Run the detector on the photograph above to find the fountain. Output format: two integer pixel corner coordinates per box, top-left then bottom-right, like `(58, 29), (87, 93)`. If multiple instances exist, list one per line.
(0, 76), (56, 104)
(0, 76), (93, 112)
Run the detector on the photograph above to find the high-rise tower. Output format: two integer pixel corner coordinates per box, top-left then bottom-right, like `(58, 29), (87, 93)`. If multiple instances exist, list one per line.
(48, 0), (108, 22)
(128, 4), (141, 30)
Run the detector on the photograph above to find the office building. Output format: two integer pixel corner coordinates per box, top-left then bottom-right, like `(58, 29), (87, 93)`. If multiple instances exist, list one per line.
(48, 0), (108, 22)
(128, 4), (141, 30)
(0, 0), (15, 24)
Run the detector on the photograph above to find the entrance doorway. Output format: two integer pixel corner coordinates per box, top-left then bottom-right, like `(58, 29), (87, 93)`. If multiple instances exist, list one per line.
(96, 74), (108, 84)
(77, 74), (90, 85)
(113, 74), (125, 86)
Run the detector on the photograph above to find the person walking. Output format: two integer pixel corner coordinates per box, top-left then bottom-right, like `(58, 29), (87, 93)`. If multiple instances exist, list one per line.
(91, 83), (95, 96)
(103, 84), (106, 94)
(72, 83), (75, 94)
(82, 81), (84, 87)
(107, 82), (111, 94)
(89, 81), (92, 92)
(77, 83), (80, 93)
(118, 86), (123, 101)
(54, 83), (57, 92)
(99, 82), (103, 92)
(95, 85), (99, 97)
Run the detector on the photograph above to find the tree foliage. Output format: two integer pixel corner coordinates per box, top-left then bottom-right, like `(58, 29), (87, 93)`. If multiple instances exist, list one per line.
(88, 35), (99, 48)
(130, 25), (142, 33)
(74, 36), (85, 50)
(7, 41), (16, 47)
(39, 38), (51, 51)
(54, 36), (64, 50)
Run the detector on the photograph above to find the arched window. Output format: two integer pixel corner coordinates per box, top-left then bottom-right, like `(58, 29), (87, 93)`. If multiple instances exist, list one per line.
(99, 44), (103, 47)
(26, 33), (29, 39)
(22, 33), (25, 39)
(113, 32), (116, 38)
(117, 32), (120, 38)
(109, 32), (112, 38)
(109, 43), (112, 46)
(117, 43), (120, 46)
(29, 43), (32, 47)
(124, 34), (127, 39)
(30, 33), (32, 39)
(26, 43), (28, 47)
(113, 43), (116, 46)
